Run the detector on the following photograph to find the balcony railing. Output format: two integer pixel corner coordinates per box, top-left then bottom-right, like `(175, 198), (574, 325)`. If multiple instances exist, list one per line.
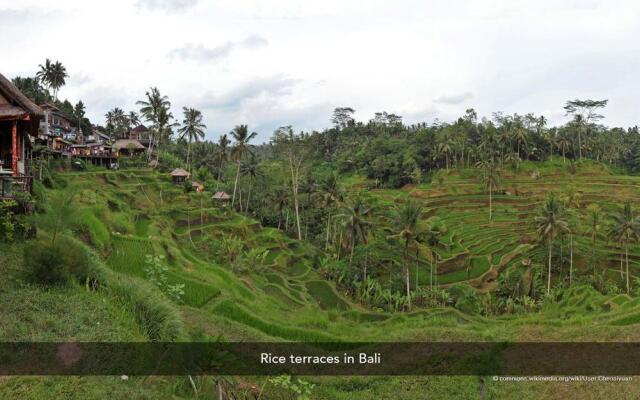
(0, 175), (33, 199)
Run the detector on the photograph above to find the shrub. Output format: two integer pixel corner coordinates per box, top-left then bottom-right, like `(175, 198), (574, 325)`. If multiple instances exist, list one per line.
(23, 240), (69, 285)
(23, 236), (96, 286)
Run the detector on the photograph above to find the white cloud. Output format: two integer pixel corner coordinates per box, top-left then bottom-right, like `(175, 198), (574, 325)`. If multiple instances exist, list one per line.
(1, 0), (640, 142)
(168, 35), (268, 63)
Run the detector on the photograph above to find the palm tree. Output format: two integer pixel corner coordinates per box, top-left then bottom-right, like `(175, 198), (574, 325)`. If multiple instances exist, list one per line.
(561, 186), (580, 286)
(542, 130), (556, 161)
(339, 196), (373, 265)
(239, 155), (261, 213)
(512, 124), (528, 160)
(214, 134), (230, 192)
(73, 101), (85, 138)
(36, 59), (68, 100)
(137, 87), (173, 160)
(128, 111), (141, 130)
(319, 172), (344, 248)
(388, 200), (424, 309)
(586, 204), (602, 279)
(608, 203), (640, 294)
(534, 195), (570, 295)
(36, 59), (53, 89)
(437, 138), (453, 170)
(50, 61), (68, 100)
(556, 136), (571, 163)
(178, 107), (206, 173)
(230, 125), (257, 208)
(477, 159), (500, 222)
(424, 217), (446, 290)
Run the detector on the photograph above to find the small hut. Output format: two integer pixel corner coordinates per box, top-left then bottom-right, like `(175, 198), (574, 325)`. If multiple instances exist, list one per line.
(191, 181), (204, 192)
(170, 168), (190, 184)
(113, 139), (145, 156)
(212, 191), (231, 201)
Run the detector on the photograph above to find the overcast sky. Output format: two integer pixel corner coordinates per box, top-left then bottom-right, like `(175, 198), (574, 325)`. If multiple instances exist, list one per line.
(1, 0), (639, 142)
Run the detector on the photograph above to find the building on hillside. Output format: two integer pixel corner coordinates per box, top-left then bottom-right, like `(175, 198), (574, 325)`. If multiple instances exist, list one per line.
(85, 128), (111, 145)
(71, 142), (116, 167)
(191, 181), (204, 192)
(129, 124), (151, 148)
(212, 191), (231, 201)
(113, 139), (145, 156)
(0, 72), (43, 198)
(170, 168), (190, 184)
(39, 102), (75, 141)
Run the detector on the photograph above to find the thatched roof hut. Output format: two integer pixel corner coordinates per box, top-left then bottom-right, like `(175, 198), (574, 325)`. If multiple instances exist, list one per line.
(191, 181), (204, 192)
(113, 139), (145, 150)
(170, 168), (190, 177)
(170, 168), (190, 184)
(212, 191), (231, 200)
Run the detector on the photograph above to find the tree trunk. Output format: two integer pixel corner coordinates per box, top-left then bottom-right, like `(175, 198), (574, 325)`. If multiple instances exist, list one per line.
(215, 159), (224, 192)
(547, 240), (552, 296)
(569, 234), (573, 286)
(231, 160), (240, 208)
(186, 138), (191, 174)
(489, 186), (492, 222)
(626, 245), (630, 295)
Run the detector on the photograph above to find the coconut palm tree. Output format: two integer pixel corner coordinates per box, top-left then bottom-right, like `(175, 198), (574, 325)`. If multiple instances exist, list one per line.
(424, 217), (446, 290)
(339, 196), (373, 264)
(388, 200), (424, 309)
(230, 125), (257, 208)
(437, 138), (453, 170)
(556, 135), (571, 163)
(542, 130), (556, 161)
(319, 172), (344, 248)
(128, 111), (141, 128)
(137, 87), (173, 160)
(239, 155), (261, 213)
(586, 204), (602, 279)
(608, 203), (640, 294)
(178, 107), (206, 173)
(37, 59), (68, 100)
(477, 159), (500, 222)
(214, 134), (230, 192)
(534, 195), (570, 295)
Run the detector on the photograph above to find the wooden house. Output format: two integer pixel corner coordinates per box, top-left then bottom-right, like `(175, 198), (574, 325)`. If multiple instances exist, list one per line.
(170, 168), (190, 184)
(0, 72), (43, 197)
(113, 139), (145, 156)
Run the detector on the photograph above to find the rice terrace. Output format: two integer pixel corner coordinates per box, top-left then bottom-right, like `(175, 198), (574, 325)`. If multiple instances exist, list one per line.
(3, 1), (640, 399)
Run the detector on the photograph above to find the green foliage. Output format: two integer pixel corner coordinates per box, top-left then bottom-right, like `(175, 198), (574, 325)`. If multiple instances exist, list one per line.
(23, 236), (95, 286)
(268, 375), (315, 400)
(144, 255), (185, 303)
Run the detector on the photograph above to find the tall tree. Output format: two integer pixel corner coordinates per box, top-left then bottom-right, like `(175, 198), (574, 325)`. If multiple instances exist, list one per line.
(73, 101), (86, 138)
(388, 200), (424, 310)
(214, 134), (230, 192)
(271, 126), (307, 240)
(331, 107), (356, 129)
(564, 99), (608, 160)
(477, 159), (500, 222)
(178, 107), (206, 173)
(230, 125), (257, 209)
(534, 195), (570, 295)
(137, 87), (173, 161)
(586, 204), (602, 279)
(339, 196), (373, 264)
(608, 203), (640, 294)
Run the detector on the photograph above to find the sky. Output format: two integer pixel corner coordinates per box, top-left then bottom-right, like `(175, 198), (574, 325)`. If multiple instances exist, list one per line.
(1, 0), (639, 143)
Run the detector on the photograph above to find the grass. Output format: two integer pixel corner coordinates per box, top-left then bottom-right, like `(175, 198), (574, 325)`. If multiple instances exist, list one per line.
(6, 162), (640, 398)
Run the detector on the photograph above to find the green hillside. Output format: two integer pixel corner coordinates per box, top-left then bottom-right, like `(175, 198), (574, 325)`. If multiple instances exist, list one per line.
(3, 163), (640, 398)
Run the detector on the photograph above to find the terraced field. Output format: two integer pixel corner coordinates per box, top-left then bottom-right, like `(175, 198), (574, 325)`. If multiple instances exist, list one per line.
(8, 164), (640, 398)
(344, 160), (640, 293)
